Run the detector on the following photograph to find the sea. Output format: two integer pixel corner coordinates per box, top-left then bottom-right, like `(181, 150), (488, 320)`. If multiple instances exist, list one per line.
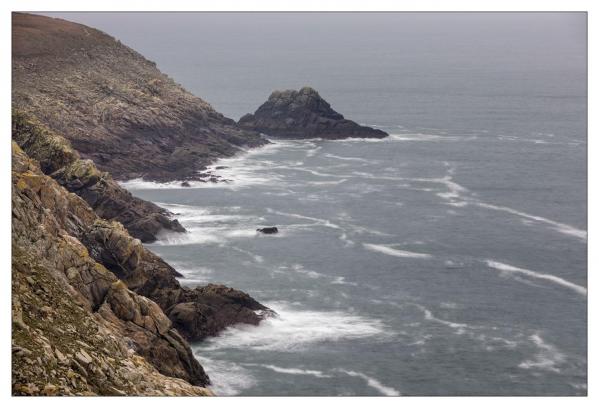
(48, 12), (587, 396)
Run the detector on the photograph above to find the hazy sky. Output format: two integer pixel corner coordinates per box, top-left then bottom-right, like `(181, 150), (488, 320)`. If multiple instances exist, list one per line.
(35, 12), (587, 121)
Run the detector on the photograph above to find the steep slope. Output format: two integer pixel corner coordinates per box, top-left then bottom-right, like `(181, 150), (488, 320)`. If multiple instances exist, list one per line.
(12, 12), (267, 182)
(12, 111), (184, 243)
(12, 143), (210, 394)
(238, 86), (388, 139)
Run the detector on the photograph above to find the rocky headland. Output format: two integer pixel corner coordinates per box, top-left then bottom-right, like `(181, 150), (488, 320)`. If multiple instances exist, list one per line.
(12, 13), (268, 183)
(11, 13), (274, 396)
(12, 126), (272, 394)
(238, 86), (388, 139)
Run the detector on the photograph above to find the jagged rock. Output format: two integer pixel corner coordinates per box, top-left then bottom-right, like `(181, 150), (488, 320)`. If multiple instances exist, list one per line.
(97, 291), (210, 387)
(12, 145), (212, 394)
(12, 112), (185, 243)
(169, 284), (273, 340)
(12, 13), (268, 183)
(238, 86), (388, 139)
(12, 142), (269, 393)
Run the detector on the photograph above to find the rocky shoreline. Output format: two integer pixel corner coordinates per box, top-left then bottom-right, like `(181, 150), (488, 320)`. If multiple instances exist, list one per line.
(11, 13), (385, 396)
(12, 117), (273, 394)
(12, 13), (273, 396)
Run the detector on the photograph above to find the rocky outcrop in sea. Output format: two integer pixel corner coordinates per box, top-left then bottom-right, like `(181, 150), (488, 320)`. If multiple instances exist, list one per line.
(238, 86), (388, 139)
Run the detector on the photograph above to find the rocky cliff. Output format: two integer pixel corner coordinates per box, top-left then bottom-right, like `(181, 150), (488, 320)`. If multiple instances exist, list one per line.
(238, 86), (388, 139)
(12, 12), (276, 396)
(12, 13), (268, 182)
(12, 131), (271, 395)
(12, 111), (184, 243)
(12, 143), (211, 394)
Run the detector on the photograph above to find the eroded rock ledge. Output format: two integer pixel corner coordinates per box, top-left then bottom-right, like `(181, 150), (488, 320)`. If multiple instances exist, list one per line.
(12, 111), (184, 243)
(12, 141), (271, 395)
(238, 86), (388, 140)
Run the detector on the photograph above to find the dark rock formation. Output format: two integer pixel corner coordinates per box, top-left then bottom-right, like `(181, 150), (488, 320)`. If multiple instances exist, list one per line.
(12, 143), (211, 394)
(12, 111), (184, 243)
(12, 140), (272, 394)
(238, 86), (388, 139)
(12, 13), (268, 182)
(257, 227), (279, 234)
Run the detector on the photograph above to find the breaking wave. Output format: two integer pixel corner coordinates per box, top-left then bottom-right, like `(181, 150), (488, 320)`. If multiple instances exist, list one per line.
(196, 301), (388, 352)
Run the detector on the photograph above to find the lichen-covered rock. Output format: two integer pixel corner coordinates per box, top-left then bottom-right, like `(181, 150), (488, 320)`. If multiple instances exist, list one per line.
(238, 86), (388, 139)
(12, 13), (267, 182)
(12, 138), (272, 386)
(12, 143), (211, 393)
(99, 281), (209, 386)
(12, 111), (185, 243)
(12, 248), (212, 396)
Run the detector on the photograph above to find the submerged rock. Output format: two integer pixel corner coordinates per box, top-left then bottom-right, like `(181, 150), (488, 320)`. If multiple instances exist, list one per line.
(238, 86), (388, 140)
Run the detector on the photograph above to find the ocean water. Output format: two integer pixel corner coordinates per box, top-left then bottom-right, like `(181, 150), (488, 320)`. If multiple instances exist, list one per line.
(51, 13), (587, 395)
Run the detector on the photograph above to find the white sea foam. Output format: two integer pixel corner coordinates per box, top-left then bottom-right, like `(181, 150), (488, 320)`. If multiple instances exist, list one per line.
(197, 302), (387, 352)
(339, 133), (467, 143)
(338, 232), (356, 247)
(266, 208), (343, 230)
(305, 145), (322, 157)
(229, 246), (264, 263)
(485, 260), (587, 296)
(518, 334), (566, 373)
(324, 153), (372, 163)
(195, 356), (256, 396)
(363, 243), (432, 259)
(414, 304), (469, 332)
(147, 203), (268, 246)
(335, 370), (401, 396)
(246, 364), (332, 378)
(331, 276), (359, 286)
(308, 179), (348, 186)
(169, 261), (214, 286)
(476, 202), (587, 242)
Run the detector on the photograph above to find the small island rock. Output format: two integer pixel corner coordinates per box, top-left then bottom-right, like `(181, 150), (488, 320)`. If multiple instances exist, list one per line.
(238, 87), (388, 140)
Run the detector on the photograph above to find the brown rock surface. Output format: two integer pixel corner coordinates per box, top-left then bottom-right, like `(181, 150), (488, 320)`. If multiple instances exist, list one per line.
(12, 111), (185, 242)
(12, 12), (268, 182)
(12, 143), (211, 393)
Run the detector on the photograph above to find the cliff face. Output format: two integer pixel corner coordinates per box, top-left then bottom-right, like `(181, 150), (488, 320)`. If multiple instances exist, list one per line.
(11, 13), (274, 396)
(12, 143), (210, 394)
(12, 111), (184, 243)
(12, 13), (268, 182)
(238, 86), (388, 139)
(12, 124), (272, 395)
